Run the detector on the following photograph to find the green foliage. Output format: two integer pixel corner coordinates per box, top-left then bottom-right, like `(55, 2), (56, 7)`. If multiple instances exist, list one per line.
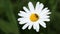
(0, 0), (60, 34)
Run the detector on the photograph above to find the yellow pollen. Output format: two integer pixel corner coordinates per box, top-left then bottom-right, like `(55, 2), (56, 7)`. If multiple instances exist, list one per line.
(30, 13), (39, 22)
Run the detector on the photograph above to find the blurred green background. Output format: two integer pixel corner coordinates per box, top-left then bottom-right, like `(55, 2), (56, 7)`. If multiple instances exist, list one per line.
(0, 0), (60, 34)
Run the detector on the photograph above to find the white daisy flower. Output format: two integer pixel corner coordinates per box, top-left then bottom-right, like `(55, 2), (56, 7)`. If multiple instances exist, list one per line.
(18, 2), (51, 32)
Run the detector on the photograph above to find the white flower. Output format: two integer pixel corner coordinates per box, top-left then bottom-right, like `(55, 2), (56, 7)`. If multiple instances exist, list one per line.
(18, 2), (51, 32)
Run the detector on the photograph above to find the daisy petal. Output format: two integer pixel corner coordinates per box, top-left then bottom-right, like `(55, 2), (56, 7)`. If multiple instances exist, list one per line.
(41, 16), (50, 19)
(43, 7), (48, 11)
(35, 2), (40, 11)
(36, 23), (39, 30)
(42, 12), (51, 15)
(39, 3), (44, 11)
(45, 10), (50, 13)
(36, 29), (39, 32)
(42, 8), (50, 14)
(43, 19), (50, 21)
(28, 24), (32, 30)
(35, 23), (39, 32)
(33, 23), (37, 30)
(47, 12), (51, 14)
(18, 18), (27, 24)
(18, 11), (27, 17)
(23, 6), (29, 13)
(18, 18), (26, 21)
(19, 22), (26, 24)
(39, 22), (46, 28)
(28, 2), (34, 12)
(22, 23), (29, 30)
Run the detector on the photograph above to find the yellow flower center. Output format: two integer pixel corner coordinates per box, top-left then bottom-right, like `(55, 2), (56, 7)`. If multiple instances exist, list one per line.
(30, 13), (39, 22)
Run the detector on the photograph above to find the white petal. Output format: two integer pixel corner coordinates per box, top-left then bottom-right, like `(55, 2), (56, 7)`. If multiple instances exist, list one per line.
(28, 24), (32, 30)
(43, 7), (48, 11)
(23, 6), (29, 13)
(19, 22), (26, 24)
(18, 18), (27, 24)
(42, 19), (50, 21)
(22, 23), (29, 30)
(41, 8), (51, 15)
(18, 11), (27, 17)
(47, 12), (51, 14)
(36, 29), (39, 32)
(39, 3), (44, 11)
(33, 23), (39, 29)
(36, 23), (39, 30)
(28, 2), (34, 12)
(20, 11), (26, 14)
(43, 12), (51, 15)
(35, 2), (40, 11)
(39, 22), (46, 28)
(35, 23), (39, 32)
(41, 12), (51, 16)
(18, 18), (26, 21)
(18, 18), (21, 21)
(41, 16), (50, 19)
(33, 23), (37, 29)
